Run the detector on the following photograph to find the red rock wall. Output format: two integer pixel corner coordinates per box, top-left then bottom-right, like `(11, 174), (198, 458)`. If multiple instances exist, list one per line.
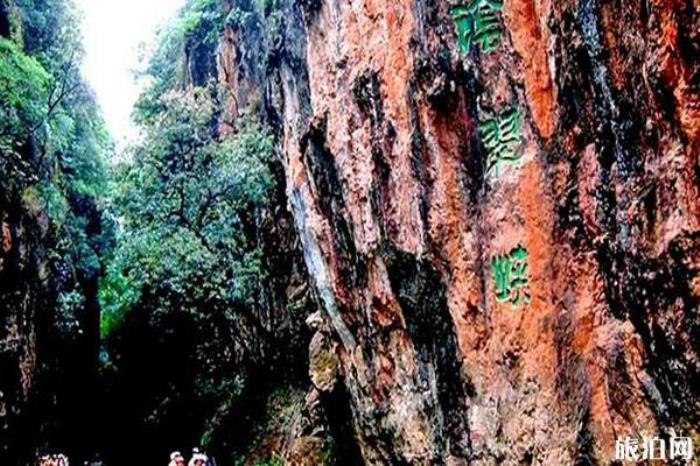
(220, 0), (699, 463)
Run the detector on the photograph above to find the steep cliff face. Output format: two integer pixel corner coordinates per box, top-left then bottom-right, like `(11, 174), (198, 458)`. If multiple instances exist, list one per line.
(0, 1), (108, 463)
(0, 189), (44, 460)
(220, 0), (699, 463)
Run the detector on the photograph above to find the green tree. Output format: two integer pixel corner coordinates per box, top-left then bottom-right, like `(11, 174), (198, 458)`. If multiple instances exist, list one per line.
(102, 87), (274, 335)
(0, 36), (49, 154)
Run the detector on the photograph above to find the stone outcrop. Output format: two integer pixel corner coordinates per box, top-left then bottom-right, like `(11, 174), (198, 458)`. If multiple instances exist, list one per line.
(219, 0), (699, 464)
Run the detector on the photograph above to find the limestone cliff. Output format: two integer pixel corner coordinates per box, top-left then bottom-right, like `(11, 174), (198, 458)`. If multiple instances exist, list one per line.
(218, 0), (699, 463)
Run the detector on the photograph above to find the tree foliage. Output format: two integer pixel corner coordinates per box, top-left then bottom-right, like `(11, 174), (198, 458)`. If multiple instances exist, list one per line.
(0, 36), (49, 149)
(101, 88), (275, 335)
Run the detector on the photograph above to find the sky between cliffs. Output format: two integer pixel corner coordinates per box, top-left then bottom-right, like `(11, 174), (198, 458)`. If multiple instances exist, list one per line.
(76, 0), (184, 145)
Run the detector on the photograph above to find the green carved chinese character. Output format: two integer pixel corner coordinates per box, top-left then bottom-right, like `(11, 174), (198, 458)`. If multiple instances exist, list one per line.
(491, 244), (531, 308)
(450, 0), (504, 54)
(479, 107), (522, 175)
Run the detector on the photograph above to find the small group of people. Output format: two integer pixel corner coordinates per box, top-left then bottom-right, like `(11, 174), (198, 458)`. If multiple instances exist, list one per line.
(37, 454), (69, 466)
(168, 448), (212, 466)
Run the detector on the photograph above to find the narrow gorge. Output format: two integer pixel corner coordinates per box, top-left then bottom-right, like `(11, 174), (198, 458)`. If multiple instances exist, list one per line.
(0, 0), (698, 465)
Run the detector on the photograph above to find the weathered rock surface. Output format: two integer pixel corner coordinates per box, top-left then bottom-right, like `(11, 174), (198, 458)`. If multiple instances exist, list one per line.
(220, 0), (699, 464)
(0, 206), (43, 461)
(309, 332), (339, 393)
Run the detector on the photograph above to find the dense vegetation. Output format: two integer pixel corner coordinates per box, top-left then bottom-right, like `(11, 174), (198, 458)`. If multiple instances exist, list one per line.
(0, 0), (111, 310)
(101, 91), (275, 338)
(99, 0), (310, 463)
(2, 0), (308, 463)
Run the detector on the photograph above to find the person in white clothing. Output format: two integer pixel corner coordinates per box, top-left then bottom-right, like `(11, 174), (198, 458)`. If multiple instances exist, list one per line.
(188, 448), (208, 466)
(168, 451), (185, 466)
